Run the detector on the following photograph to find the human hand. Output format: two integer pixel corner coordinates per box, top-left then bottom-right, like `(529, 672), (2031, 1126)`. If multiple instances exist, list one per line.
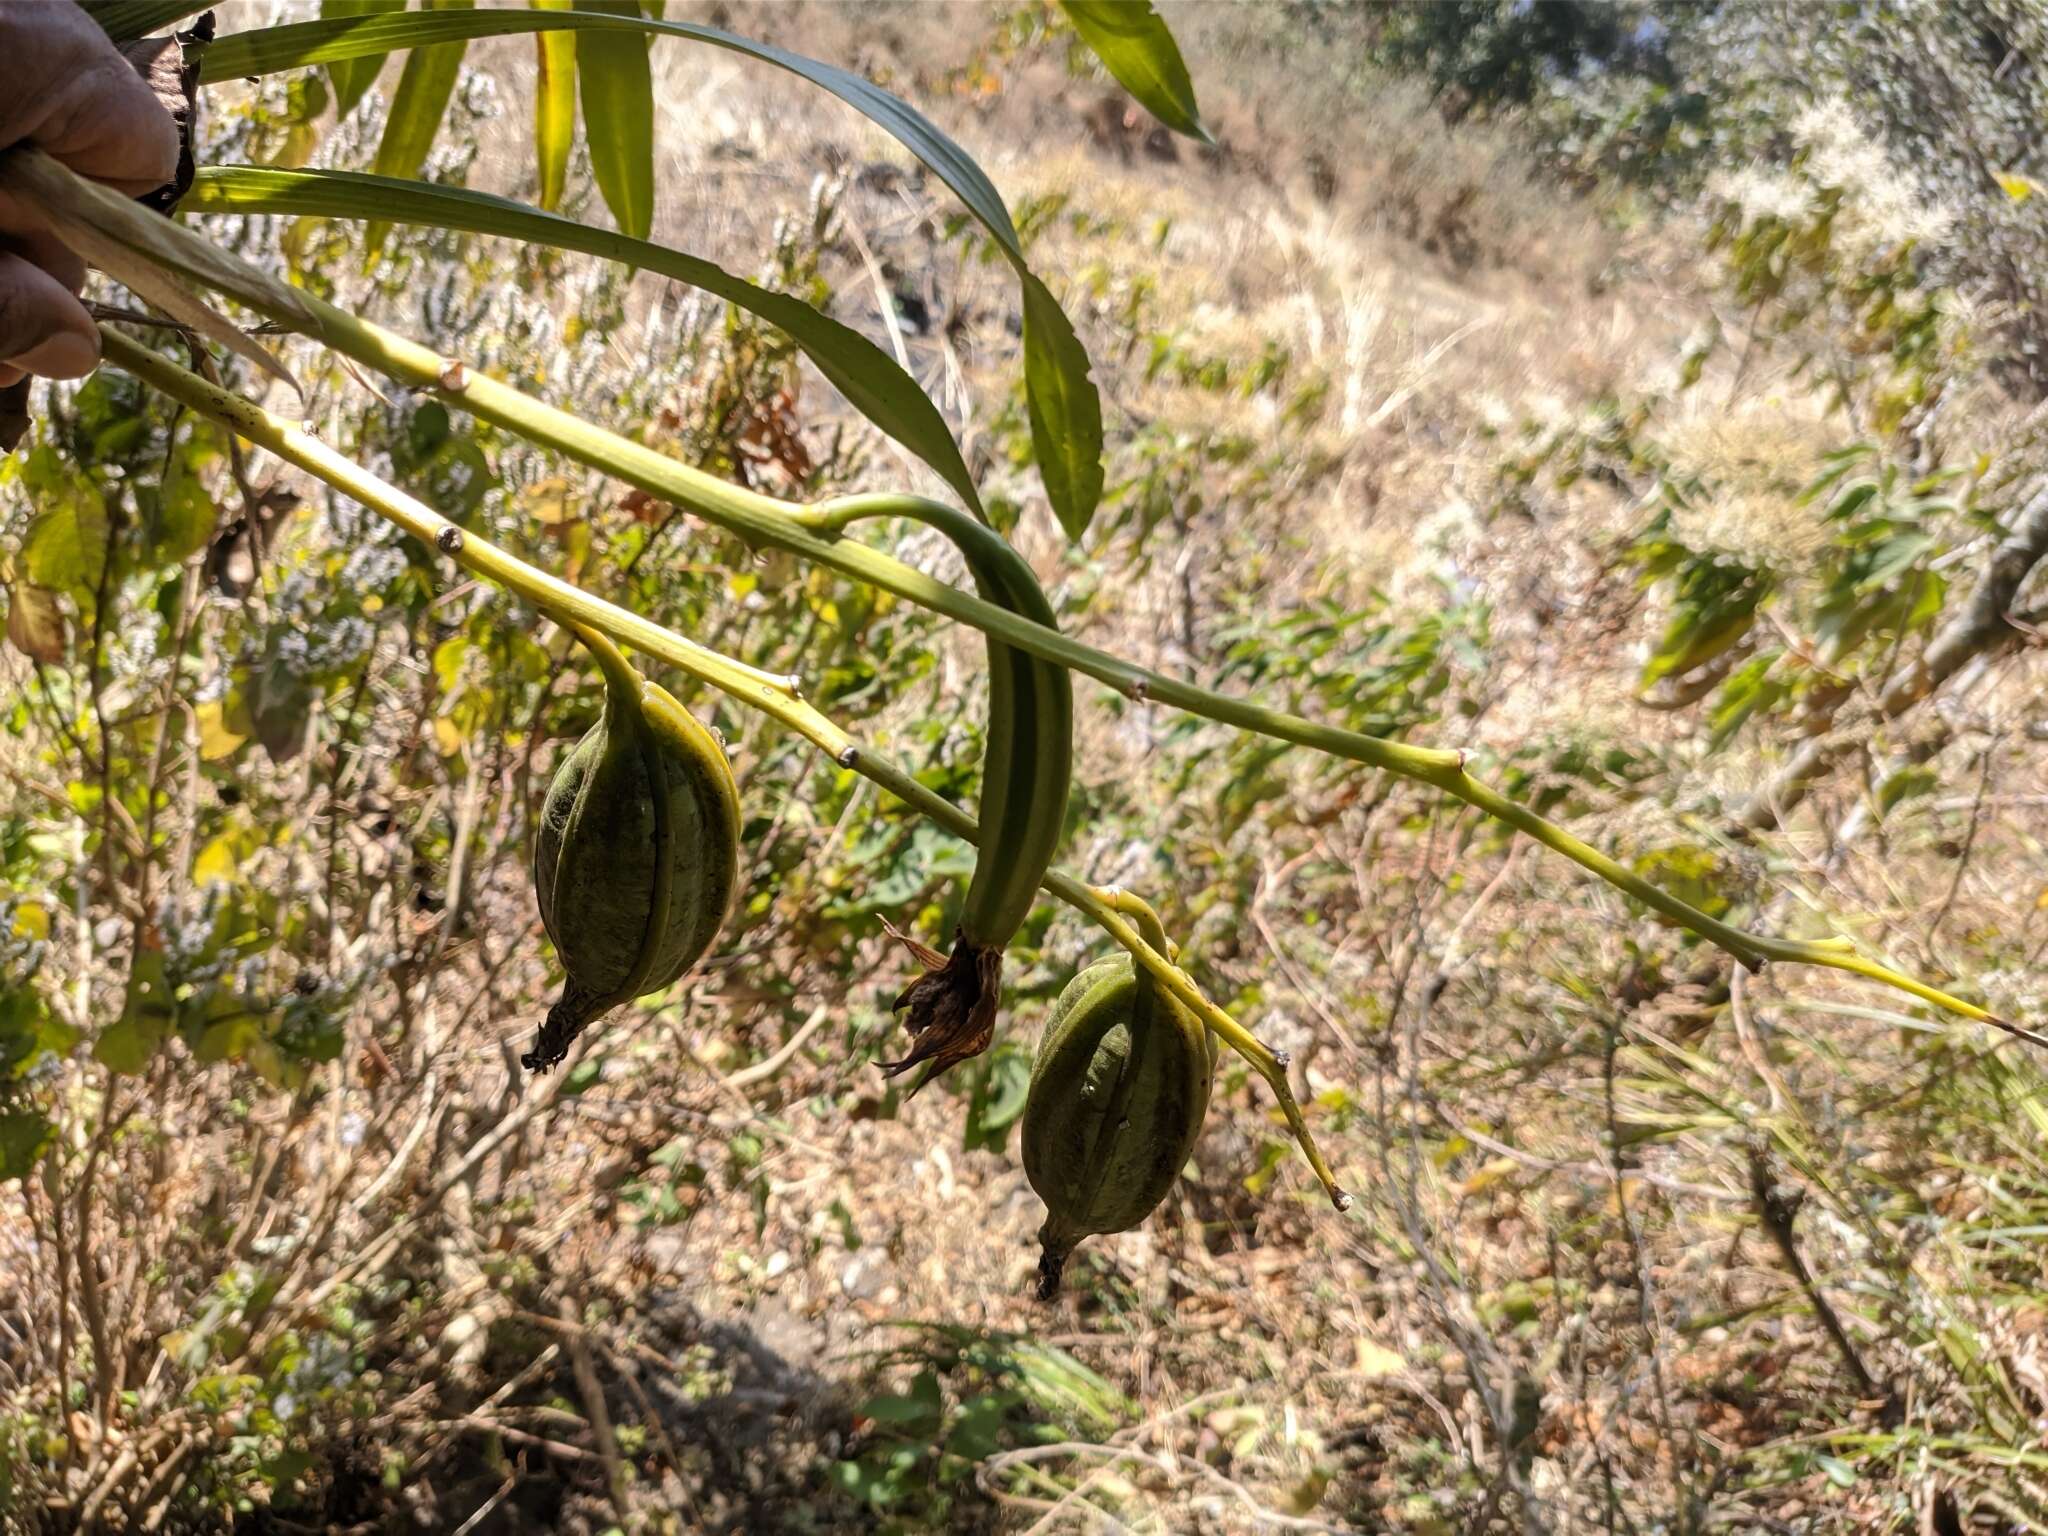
(0, 1), (182, 387)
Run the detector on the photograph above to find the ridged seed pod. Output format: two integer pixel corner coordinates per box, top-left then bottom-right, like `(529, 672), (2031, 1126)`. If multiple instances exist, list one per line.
(525, 626), (741, 1071)
(1021, 948), (1217, 1298)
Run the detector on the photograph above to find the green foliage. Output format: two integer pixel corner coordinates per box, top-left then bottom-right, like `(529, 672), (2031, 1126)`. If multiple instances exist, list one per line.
(200, 3), (1116, 537)
(364, 0), (474, 259)
(1498, 99), (1999, 762)
(572, 0), (655, 239)
(1386, 1), (2048, 391)
(532, 0), (576, 211)
(320, 0), (409, 120)
(10, 6), (2044, 1529)
(1059, 0), (1212, 143)
(1378, 0), (1666, 112)
(190, 166), (986, 513)
(834, 1327), (1130, 1525)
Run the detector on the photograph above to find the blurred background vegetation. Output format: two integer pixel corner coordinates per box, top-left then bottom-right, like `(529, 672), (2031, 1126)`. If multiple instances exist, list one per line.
(4, 1), (2048, 1530)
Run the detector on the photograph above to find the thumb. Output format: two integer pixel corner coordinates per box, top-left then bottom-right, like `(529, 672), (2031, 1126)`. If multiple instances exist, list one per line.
(0, 250), (99, 381)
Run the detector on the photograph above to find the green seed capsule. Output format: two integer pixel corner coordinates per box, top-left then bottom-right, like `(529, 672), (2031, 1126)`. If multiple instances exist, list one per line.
(525, 627), (740, 1071)
(1021, 951), (1217, 1298)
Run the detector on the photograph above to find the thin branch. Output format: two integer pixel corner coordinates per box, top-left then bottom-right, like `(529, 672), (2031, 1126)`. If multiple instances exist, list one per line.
(94, 326), (2039, 1059)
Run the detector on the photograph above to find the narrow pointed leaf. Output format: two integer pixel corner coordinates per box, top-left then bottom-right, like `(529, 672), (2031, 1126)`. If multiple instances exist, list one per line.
(186, 166), (983, 511)
(59, 220), (303, 403)
(91, 1), (214, 43)
(365, 0), (473, 259)
(323, 0), (410, 121)
(1059, 1), (1211, 143)
(200, 7), (1106, 535)
(1021, 278), (1103, 540)
(572, 0), (653, 238)
(533, 0), (577, 212)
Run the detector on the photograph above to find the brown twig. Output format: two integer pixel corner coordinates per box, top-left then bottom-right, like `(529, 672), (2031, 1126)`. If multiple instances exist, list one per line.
(1745, 1143), (1885, 1402)
(558, 1295), (633, 1527)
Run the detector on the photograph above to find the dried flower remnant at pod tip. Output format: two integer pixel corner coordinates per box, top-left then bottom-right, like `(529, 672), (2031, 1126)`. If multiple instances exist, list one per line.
(790, 497), (1073, 1095)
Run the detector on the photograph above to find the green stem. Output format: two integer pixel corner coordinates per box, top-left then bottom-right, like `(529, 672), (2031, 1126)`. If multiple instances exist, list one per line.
(286, 304), (2027, 1045)
(99, 326), (1356, 1203)
(1095, 888), (1173, 959)
(20, 146), (2032, 1042)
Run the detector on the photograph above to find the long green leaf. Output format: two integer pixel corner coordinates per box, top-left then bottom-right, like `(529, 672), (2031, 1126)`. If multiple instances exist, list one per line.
(91, 1), (214, 43)
(533, 0), (576, 212)
(200, 8), (1106, 537)
(1059, 1), (1211, 144)
(323, 0), (410, 121)
(572, 0), (653, 239)
(365, 0), (472, 259)
(185, 166), (983, 513)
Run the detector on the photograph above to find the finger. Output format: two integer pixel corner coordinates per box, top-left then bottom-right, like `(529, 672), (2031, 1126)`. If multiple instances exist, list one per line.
(35, 53), (183, 194)
(0, 6), (180, 193)
(0, 250), (99, 379)
(2, 229), (87, 297)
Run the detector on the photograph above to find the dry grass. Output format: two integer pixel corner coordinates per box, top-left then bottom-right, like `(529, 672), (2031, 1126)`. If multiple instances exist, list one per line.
(5, 4), (2048, 1532)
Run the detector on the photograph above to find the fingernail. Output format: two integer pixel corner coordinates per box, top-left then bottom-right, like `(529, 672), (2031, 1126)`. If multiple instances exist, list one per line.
(13, 330), (100, 380)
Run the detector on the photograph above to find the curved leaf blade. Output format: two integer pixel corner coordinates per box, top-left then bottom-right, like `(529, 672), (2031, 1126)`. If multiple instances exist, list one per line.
(185, 166), (983, 513)
(200, 7), (1105, 535)
(323, 0), (410, 121)
(533, 0), (577, 212)
(1059, 1), (1210, 143)
(572, 0), (654, 239)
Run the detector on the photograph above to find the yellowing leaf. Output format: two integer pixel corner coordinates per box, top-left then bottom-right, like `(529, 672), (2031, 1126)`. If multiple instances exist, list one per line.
(193, 833), (242, 887)
(433, 716), (467, 757)
(5, 583), (66, 663)
(1353, 1338), (1406, 1379)
(534, 0), (577, 213)
(195, 699), (247, 761)
(1283, 1465), (1332, 1517)
(523, 475), (576, 524)
(196, 1015), (260, 1064)
(432, 634), (470, 691)
(1998, 171), (2038, 202)
(23, 470), (108, 597)
(11, 903), (49, 941)
(1459, 1156), (1520, 1196)
(245, 1038), (306, 1089)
